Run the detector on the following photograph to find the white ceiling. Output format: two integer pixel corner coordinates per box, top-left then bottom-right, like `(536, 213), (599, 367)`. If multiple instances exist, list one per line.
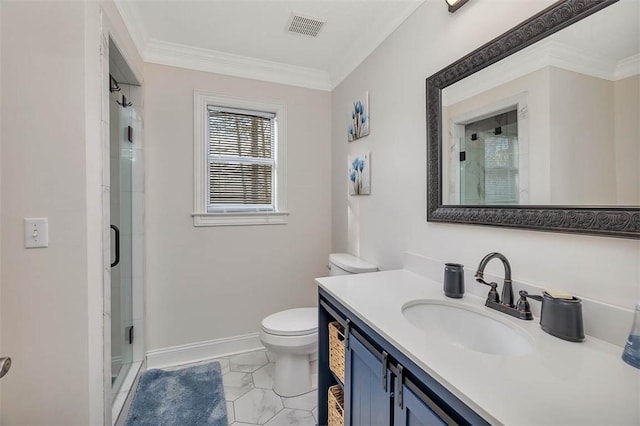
(114, 0), (425, 90)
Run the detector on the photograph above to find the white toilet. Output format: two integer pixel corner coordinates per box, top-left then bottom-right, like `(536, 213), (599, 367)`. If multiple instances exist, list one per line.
(260, 253), (378, 397)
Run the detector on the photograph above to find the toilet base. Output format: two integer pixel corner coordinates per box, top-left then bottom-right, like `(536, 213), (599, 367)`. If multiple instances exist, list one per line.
(260, 312), (317, 398)
(273, 352), (313, 397)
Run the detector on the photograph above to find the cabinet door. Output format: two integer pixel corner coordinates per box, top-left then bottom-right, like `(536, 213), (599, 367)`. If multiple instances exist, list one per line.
(345, 334), (391, 426)
(394, 381), (446, 426)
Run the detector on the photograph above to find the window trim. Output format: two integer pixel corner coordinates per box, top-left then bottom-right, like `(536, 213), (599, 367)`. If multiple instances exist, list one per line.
(193, 91), (288, 226)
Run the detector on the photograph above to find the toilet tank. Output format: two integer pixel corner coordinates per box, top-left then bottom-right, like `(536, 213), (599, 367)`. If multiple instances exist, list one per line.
(328, 253), (378, 276)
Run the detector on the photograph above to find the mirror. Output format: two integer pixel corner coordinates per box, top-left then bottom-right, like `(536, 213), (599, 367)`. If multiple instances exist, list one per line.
(426, 0), (639, 238)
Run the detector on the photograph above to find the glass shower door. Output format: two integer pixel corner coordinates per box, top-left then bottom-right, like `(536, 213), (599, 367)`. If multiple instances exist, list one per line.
(460, 110), (519, 205)
(110, 89), (134, 393)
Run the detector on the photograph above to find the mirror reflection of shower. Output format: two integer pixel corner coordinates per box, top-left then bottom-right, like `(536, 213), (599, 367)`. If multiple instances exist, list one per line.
(460, 110), (519, 205)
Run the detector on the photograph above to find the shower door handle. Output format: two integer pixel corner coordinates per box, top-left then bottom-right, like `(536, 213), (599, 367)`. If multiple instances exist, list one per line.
(110, 225), (120, 268)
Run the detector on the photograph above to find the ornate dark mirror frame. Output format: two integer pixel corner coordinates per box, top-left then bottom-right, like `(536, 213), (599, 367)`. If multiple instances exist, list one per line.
(426, 0), (639, 239)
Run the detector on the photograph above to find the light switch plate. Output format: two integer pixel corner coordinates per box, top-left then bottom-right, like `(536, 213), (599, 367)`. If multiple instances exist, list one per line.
(24, 218), (48, 248)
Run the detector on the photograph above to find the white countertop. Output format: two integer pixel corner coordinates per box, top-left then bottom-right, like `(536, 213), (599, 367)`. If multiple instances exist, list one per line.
(316, 269), (640, 425)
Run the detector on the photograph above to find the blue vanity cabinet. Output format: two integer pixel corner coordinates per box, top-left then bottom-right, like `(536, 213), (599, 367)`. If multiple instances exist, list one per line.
(394, 376), (447, 426)
(344, 333), (392, 425)
(319, 289), (490, 426)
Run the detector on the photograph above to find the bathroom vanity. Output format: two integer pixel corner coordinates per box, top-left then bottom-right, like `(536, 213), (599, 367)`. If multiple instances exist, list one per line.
(318, 288), (487, 425)
(316, 266), (639, 425)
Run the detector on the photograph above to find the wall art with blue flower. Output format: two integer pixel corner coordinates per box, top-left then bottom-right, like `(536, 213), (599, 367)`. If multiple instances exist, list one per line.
(348, 152), (371, 195)
(347, 92), (370, 142)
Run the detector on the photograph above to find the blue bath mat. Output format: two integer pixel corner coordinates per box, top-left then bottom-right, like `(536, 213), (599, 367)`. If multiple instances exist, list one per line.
(125, 361), (227, 426)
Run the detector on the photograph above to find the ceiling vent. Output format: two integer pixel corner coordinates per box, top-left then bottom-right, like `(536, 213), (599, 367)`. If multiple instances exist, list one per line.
(287, 14), (325, 37)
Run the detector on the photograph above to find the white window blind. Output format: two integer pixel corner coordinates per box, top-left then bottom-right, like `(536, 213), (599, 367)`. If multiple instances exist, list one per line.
(484, 136), (519, 204)
(207, 106), (276, 212)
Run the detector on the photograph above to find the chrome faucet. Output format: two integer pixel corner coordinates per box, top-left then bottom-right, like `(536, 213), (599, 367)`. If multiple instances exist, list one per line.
(475, 252), (531, 320)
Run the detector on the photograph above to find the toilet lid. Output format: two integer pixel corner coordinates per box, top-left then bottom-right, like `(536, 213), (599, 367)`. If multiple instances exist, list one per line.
(329, 253), (378, 273)
(262, 307), (318, 336)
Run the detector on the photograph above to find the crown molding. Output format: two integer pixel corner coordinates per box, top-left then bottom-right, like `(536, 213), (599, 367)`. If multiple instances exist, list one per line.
(546, 41), (618, 80)
(113, 0), (331, 90)
(443, 39), (639, 106)
(329, 0), (425, 88)
(112, 0), (423, 91)
(111, 0), (636, 93)
(144, 39), (332, 91)
(615, 53), (640, 81)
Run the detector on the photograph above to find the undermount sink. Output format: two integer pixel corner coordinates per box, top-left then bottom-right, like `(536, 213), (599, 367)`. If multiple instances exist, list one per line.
(402, 300), (534, 356)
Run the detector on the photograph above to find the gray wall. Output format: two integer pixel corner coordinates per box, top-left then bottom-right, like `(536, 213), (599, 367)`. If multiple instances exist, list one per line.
(614, 75), (640, 205)
(144, 63), (332, 351)
(0, 0), (143, 423)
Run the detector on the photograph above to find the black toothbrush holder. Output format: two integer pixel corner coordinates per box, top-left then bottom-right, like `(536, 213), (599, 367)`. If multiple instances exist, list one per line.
(444, 263), (465, 298)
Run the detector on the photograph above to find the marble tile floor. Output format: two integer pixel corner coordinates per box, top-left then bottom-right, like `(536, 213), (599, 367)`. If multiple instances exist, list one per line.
(165, 349), (318, 426)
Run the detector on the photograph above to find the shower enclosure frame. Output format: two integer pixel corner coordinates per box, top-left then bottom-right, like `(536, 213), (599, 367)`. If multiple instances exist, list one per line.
(100, 13), (145, 426)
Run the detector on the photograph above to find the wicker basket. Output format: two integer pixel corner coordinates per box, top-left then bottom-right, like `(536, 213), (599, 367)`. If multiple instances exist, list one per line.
(328, 321), (346, 383)
(328, 385), (345, 426)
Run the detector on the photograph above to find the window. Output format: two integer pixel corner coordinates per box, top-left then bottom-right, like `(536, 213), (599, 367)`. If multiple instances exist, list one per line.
(207, 107), (275, 211)
(483, 134), (519, 204)
(193, 91), (288, 226)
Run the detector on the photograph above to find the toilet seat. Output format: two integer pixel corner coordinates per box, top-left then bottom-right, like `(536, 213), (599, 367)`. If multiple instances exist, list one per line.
(261, 307), (317, 336)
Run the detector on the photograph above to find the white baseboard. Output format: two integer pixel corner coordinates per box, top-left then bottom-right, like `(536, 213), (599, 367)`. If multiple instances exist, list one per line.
(146, 332), (264, 369)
